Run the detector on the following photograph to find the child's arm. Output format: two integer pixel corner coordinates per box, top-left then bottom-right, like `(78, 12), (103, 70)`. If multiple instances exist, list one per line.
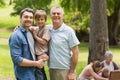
(34, 34), (47, 45)
(29, 26), (47, 45)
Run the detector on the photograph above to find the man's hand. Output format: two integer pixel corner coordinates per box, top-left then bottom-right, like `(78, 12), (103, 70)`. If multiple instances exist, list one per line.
(67, 72), (76, 80)
(35, 59), (45, 68)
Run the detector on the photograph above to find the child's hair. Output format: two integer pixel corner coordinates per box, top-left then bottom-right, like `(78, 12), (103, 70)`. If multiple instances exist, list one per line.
(92, 61), (101, 73)
(34, 10), (47, 21)
(101, 68), (109, 78)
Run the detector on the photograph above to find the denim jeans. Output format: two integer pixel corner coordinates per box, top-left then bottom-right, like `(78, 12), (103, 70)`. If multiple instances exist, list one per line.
(35, 67), (44, 80)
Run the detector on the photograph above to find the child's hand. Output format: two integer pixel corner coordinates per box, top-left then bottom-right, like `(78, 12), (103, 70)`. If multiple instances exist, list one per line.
(29, 26), (37, 37)
(29, 26), (35, 32)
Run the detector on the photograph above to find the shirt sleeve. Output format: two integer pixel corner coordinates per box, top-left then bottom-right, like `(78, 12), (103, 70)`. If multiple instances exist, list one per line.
(42, 27), (51, 42)
(68, 29), (80, 48)
(9, 34), (23, 65)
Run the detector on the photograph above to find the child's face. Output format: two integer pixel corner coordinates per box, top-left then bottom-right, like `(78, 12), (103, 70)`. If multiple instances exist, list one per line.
(35, 16), (46, 27)
(103, 71), (109, 78)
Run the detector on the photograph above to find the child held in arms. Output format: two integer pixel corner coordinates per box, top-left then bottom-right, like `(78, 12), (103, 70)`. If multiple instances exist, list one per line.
(30, 10), (50, 62)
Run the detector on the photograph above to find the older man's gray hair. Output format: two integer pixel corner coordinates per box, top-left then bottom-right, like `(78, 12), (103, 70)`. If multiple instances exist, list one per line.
(105, 50), (113, 58)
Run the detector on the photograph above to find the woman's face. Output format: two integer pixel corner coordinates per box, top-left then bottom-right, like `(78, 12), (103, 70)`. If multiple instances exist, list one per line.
(106, 56), (113, 63)
(95, 67), (102, 73)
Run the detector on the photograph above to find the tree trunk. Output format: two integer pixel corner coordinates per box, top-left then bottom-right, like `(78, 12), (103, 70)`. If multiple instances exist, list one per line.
(108, 0), (120, 45)
(108, 11), (119, 45)
(88, 0), (109, 63)
(9, 0), (12, 5)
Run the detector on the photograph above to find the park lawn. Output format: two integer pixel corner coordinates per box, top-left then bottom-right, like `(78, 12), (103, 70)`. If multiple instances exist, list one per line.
(1, 28), (120, 80)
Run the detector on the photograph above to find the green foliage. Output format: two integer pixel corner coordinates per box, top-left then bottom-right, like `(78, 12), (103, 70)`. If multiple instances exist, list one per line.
(0, 4), (19, 28)
(61, 0), (120, 36)
(11, 0), (52, 15)
(107, 0), (115, 15)
(60, 0), (90, 15)
(106, 0), (120, 16)
(60, 0), (90, 34)
(0, 0), (5, 7)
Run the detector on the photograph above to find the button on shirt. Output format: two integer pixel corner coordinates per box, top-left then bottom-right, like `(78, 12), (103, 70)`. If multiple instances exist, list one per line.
(48, 23), (80, 69)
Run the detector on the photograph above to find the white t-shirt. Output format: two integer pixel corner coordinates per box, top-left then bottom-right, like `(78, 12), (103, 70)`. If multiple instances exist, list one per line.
(103, 60), (114, 71)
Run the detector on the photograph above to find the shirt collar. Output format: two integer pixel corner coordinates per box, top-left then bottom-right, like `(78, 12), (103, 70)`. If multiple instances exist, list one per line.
(52, 23), (65, 32)
(19, 25), (27, 33)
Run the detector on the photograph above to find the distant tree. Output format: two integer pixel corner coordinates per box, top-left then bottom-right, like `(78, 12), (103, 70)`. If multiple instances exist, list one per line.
(60, 0), (120, 45)
(9, 0), (12, 5)
(0, 0), (5, 7)
(60, 0), (90, 30)
(88, 0), (108, 63)
(11, 0), (52, 15)
(107, 0), (120, 45)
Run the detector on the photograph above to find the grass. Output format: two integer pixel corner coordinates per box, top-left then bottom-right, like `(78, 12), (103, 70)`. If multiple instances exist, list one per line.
(0, 28), (13, 77)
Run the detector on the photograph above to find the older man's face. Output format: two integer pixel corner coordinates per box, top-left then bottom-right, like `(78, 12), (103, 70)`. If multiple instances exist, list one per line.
(50, 8), (64, 24)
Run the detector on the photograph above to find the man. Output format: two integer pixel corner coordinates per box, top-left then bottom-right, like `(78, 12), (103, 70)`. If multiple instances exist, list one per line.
(9, 8), (44, 80)
(48, 6), (80, 80)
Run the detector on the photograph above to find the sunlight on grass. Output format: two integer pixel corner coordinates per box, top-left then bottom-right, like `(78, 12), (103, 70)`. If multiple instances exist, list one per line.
(0, 4), (19, 28)
(0, 44), (15, 78)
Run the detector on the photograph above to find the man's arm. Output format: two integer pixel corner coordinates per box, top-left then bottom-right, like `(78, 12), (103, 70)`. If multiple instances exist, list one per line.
(68, 45), (79, 79)
(19, 58), (44, 68)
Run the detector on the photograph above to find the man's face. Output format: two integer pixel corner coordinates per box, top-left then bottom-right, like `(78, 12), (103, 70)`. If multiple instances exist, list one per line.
(50, 8), (64, 24)
(20, 11), (33, 28)
(35, 16), (46, 27)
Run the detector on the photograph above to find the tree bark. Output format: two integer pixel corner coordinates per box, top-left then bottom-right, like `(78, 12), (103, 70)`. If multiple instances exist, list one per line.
(9, 0), (12, 5)
(88, 0), (109, 63)
(108, 11), (119, 45)
(108, 0), (120, 45)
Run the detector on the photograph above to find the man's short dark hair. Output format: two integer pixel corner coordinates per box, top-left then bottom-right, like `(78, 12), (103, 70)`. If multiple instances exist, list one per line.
(20, 8), (34, 18)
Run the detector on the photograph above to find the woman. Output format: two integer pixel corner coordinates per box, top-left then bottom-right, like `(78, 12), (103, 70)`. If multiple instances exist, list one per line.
(78, 61), (108, 80)
(101, 50), (119, 71)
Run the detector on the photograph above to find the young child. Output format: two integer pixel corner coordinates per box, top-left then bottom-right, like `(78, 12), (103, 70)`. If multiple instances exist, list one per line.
(101, 68), (110, 78)
(29, 10), (50, 80)
(31, 10), (50, 62)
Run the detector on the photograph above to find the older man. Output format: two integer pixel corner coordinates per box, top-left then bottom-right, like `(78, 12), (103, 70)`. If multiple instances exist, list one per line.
(48, 6), (80, 80)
